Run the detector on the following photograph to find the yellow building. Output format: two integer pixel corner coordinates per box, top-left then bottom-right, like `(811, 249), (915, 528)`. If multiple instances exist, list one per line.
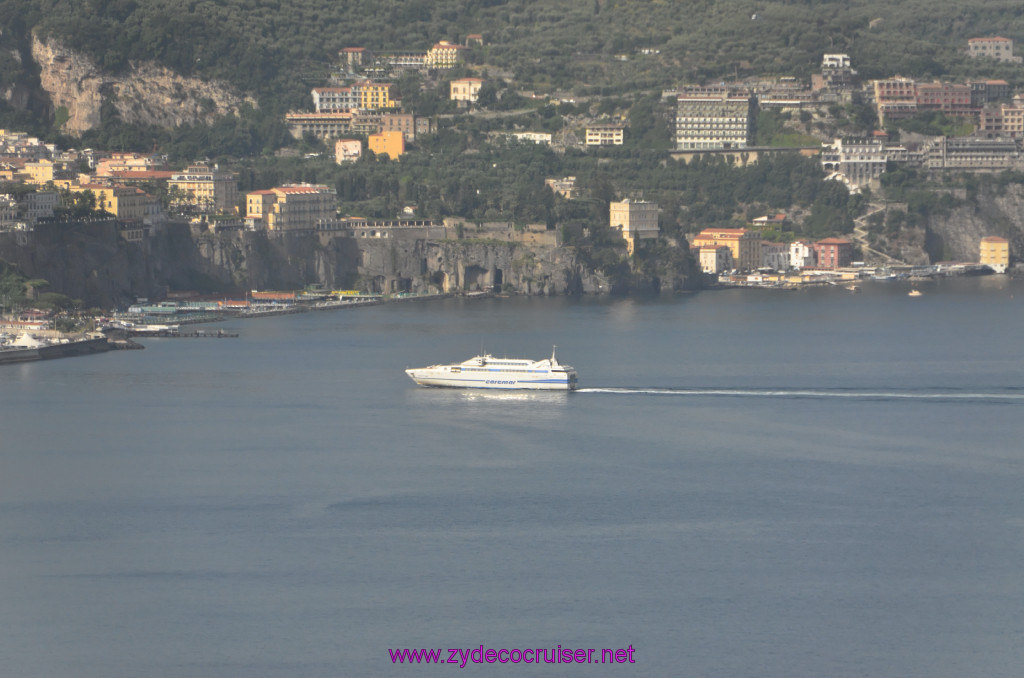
(368, 131), (405, 160)
(245, 184), (337, 231)
(356, 81), (396, 110)
(76, 183), (150, 221)
(692, 228), (762, 271)
(980, 235), (1010, 273)
(609, 199), (659, 255)
(168, 163), (239, 214)
(425, 41), (466, 69)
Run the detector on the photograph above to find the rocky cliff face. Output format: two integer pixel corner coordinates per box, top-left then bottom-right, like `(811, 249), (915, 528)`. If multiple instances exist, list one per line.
(0, 223), (697, 308)
(29, 34), (256, 135)
(924, 185), (1024, 263)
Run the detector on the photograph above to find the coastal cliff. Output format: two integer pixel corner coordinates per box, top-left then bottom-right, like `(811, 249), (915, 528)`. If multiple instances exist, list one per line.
(923, 185), (1024, 263)
(0, 222), (698, 308)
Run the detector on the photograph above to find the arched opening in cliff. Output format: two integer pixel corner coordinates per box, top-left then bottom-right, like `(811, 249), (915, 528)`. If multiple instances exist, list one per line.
(463, 265), (487, 291)
(492, 267), (503, 293)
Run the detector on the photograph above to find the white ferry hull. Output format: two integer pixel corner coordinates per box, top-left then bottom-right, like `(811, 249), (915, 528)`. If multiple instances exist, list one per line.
(405, 349), (578, 391)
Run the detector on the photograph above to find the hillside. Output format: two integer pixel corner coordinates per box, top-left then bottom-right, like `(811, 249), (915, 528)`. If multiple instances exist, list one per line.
(4, 0), (1024, 145)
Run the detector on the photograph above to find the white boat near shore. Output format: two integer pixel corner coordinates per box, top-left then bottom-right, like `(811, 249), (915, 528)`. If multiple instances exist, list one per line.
(406, 347), (578, 391)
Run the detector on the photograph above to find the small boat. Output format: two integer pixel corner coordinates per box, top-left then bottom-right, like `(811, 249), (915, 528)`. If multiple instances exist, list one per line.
(908, 289), (922, 297)
(406, 346), (578, 391)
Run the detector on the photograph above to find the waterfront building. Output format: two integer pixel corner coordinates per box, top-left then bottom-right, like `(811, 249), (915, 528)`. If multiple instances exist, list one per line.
(761, 241), (790, 271)
(692, 228), (762, 271)
(698, 244), (733, 274)
(675, 90), (756, 151)
(790, 241), (816, 270)
(368, 131), (405, 160)
(168, 163), (239, 214)
(979, 235), (1010, 273)
(609, 199), (659, 255)
(245, 184), (337, 231)
(812, 237), (854, 269)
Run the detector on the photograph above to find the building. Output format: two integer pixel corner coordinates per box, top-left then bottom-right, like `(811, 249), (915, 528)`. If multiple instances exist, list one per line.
(924, 137), (1019, 170)
(425, 41), (466, 69)
(675, 91), (756, 151)
(284, 112), (354, 140)
(872, 77), (918, 124)
(312, 87), (359, 112)
(510, 132), (552, 145)
(167, 163), (239, 214)
(698, 245), (733, 274)
(609, 199), (659, 254)
(335, 139), (362, 164)
(450, 78), (483, 104)
(75, 183), (151, 221)
(790, 241), (816, 270)
(813, 53), (858, 94)
(692, 228), (762, 270)
(367, 131), (405, 160)
(979, 235), (1010, 273)
(585, 125), (624, 146)
(915, 82), (973, 117)
(812, 237), (854, 269)
(356, 81), (397, 110)
(245, 184), (337, 231)
(761, 241), (790, 271)
(978, 101), (1024, 138)
(820, 137), (889, 188)
(545, 176), (577, 200)
(340, 47), (372, 69)
(968, 37), (1022, 63)
(382, 113), (417, 142)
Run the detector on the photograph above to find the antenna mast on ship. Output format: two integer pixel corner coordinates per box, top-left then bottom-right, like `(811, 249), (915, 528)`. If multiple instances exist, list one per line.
(551, 345), (558, 365)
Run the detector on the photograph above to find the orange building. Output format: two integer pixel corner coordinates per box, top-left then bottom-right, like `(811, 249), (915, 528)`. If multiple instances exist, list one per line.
(979, 235), (1010, 273)
(368, 131), (405, 160)
(691, 228), (762, 271)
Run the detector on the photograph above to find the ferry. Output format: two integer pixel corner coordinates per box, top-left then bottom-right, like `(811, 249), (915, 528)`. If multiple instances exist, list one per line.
(405, 347), (578, 391)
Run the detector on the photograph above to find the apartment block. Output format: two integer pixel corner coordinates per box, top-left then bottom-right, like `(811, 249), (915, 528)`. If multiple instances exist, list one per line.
(698, 245), (733, 274)
(334, 139), (362, 163)
(425, 41), (466, 69)
(675, 91), (756, 151)
(872, 77), (918, 124)
(585, 125), (624, 146)
(812, 238), (853, 269)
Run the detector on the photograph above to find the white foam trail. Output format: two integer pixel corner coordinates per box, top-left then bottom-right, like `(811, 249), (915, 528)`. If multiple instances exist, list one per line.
(575, 387), (1024, 401)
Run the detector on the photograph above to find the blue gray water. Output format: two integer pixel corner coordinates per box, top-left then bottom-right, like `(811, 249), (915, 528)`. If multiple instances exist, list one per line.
(2, 276), (1024, 677)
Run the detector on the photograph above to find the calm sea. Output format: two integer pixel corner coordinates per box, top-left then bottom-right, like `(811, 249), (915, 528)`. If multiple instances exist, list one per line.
(2, 276), (1024, 677)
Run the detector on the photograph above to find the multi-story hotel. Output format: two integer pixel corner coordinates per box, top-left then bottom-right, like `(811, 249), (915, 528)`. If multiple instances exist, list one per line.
(691, 228), (761, 270)
(245, 184), (337, 232)
(75, 183), (151, 221)
(675, 91), (756, 151)
(168, 163), (239, 214)
(915, 81), (973, 116)
(425, 41), (466, 69)
(979, 235), (1010, 273)
(872, 77), (918, 124)
(609, 199), (659, 254)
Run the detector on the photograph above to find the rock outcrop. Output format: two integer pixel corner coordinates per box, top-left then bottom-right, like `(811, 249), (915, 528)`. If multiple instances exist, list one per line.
(29, 34), (256, 135)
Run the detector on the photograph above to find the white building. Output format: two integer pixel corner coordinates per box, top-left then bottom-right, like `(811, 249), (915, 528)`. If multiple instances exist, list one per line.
(699, 245), (733, 274)
(790, 241), (816, 270)
(675, 91), (756, 150)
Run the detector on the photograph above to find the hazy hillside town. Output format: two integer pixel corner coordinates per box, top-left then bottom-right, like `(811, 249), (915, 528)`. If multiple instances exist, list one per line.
(1, 26), (1021, 344)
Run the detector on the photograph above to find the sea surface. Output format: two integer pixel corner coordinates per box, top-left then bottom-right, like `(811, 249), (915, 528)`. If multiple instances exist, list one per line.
(2, 275), (1024, 677)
